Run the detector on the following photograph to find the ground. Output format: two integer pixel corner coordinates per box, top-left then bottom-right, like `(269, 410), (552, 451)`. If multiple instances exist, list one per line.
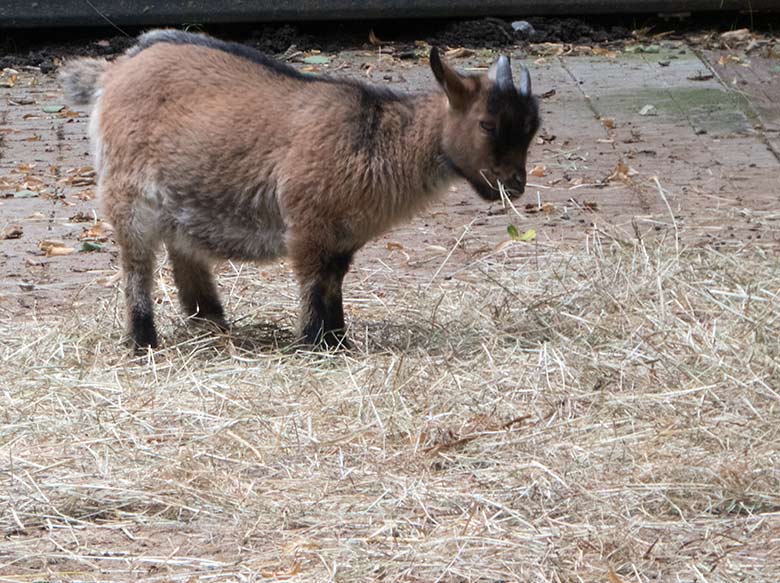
(1, 20), (779, 583)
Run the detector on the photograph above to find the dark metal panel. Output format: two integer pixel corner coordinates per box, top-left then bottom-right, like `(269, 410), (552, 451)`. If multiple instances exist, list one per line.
(0, 0), (776, 28)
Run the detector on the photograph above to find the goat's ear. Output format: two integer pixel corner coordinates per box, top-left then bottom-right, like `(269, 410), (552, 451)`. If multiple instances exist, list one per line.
(430, 47), (470, 110)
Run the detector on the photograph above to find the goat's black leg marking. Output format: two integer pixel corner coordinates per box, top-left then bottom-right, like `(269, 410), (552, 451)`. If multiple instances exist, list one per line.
(300, 252), (353, 348)
(131, 305), (158, 349)
(169, 247), (227, 330)
(117, 221), (160, 350)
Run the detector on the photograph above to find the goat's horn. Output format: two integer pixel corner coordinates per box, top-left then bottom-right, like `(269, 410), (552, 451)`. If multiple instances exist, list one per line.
(517, 65), (532, 97)
(489, 55), (514, 92)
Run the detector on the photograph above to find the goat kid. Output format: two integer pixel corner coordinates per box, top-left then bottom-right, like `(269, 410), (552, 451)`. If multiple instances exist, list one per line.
(60, 30), (540, 350)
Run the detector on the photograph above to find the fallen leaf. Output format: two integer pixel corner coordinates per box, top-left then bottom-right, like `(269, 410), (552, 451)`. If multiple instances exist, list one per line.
(518, 228), (536, 242)
(59, 166), (96, 187)
(8, 97), (35, 106)
(601, 117), (616, 129)
(80, 241), (104, 252)
(2, 225), (22, 239)
(39, 240), (75, 256)
(592, 46), (618, 58)
(638, 105), (657, 116)
(69, 211), (93, 223)
(540, 88), (557, 99)
(13, 189), (39, 199)
(607, 160), (638, 183)
(530, 165), (547, 177)
(302, 55), (330, 65)
(445, 47), (474, 59)
(0, 74), (17, 88)
(386, 242), (404, 251)
(720, 28), (751, 43)
(42, 104), (65, 114)
(79, 222), (108, 242)
(530, 43), (565, 57)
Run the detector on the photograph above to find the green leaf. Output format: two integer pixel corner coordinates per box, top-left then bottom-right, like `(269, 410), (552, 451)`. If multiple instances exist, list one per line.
(518, 228), (537, 242)
(302, 55), (330, 65)
(13, 189), (38, 198)
(42, 104), (65, 113)
(507, 224), (520, 240)
(80, 241), (103, 252)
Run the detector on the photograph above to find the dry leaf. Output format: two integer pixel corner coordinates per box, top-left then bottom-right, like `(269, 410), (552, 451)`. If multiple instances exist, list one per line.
(607, 160), (638, 183)
(720, 28), (751, 43)
(530, 43), (565, 57)
(601, 117), (616, 129)
(79, 222), (109, 242)
(445, 47), (475, 59)
(2, 225), (22, 240)
(39, 239), (75, 256)
(530, 165), (547, 177)
(592, 46), (618, 58)
(59, 166), (96, 187)
(386, 242), (404, 251)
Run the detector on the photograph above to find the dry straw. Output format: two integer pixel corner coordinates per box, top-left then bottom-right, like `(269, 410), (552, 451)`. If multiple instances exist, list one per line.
(1, 225), (779, 582)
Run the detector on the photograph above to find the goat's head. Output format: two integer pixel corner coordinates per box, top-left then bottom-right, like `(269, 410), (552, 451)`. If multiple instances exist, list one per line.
(430, 47), (540, 202)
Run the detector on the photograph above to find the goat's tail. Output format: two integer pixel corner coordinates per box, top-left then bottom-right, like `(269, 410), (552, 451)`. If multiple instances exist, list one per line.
(59, 57), (108, 106)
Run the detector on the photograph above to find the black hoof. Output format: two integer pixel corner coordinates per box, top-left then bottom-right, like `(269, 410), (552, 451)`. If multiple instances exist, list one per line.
(131, 310), (158, 351)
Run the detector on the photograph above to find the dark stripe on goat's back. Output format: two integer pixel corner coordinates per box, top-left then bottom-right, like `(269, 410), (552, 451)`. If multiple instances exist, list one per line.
(130, 29), (311, 81)
(351, 83), (412, 155)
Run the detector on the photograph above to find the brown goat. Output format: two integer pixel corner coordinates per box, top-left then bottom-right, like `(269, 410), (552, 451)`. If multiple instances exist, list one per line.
(60, 30), (540, 350)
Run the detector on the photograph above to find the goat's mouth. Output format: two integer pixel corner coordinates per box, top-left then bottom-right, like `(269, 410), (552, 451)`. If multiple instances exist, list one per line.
(472, 171), (524, 202)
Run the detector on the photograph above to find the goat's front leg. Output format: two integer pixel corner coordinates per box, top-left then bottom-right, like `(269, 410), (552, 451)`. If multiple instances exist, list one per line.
(291, 243), (354, 349)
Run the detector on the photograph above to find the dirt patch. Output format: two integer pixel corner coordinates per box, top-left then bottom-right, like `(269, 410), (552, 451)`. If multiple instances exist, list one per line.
(0, 33), (135, 71)
(433, 17), (516, 48)
(431, 17), (632, 48)
(248, 23), (314, 53)
(526, 17), (631, 44)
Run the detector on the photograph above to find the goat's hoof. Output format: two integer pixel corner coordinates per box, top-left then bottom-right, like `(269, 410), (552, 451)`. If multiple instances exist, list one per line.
(130, 336), (159, 355)
(297, 331), (352, 352)
(190, 314), (229, 332)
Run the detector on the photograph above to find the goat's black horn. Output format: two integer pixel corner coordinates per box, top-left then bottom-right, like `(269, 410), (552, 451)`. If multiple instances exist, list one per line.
(489, 55), (514, 91)
(517, 65), (532, 96)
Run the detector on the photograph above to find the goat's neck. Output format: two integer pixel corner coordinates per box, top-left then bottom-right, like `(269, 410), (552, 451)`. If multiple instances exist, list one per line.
(404, 93), (454, 192)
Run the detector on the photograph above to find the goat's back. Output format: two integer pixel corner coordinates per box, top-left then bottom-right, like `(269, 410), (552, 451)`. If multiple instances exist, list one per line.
(97, 44), (345, 190)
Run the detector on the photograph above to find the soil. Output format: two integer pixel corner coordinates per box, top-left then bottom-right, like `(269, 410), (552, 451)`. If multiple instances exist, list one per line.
(2, 14), (779, 71)
(434, 16), (632, 47)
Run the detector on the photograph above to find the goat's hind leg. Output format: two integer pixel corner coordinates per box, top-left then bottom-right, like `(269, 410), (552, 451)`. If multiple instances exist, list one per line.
(113, 201), (161, 350)
(168, 246), (228, 331)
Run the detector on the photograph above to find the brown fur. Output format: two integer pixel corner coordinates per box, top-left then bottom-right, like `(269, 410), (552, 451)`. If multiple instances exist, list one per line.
(60, 30), (539, 350)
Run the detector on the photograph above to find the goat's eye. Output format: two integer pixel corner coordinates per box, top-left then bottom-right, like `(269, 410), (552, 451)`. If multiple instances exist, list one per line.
(479, 121), (496, 134)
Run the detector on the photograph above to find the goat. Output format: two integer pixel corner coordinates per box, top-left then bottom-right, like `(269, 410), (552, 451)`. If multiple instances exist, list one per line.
(60, 30), (540, 350)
